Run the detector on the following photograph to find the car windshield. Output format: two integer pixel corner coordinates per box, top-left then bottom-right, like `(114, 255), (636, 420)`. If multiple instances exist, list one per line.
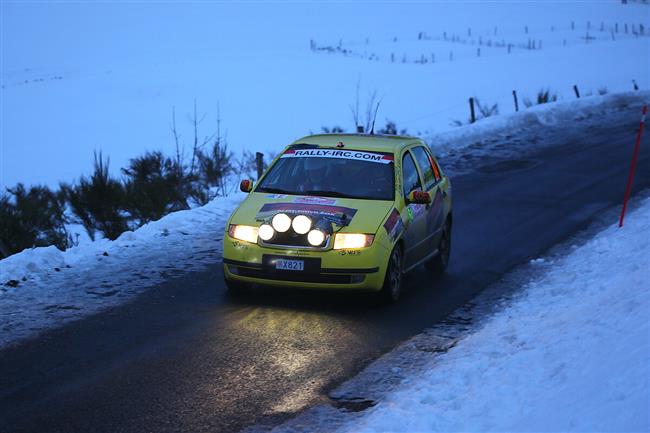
(256, 149), (395, 200)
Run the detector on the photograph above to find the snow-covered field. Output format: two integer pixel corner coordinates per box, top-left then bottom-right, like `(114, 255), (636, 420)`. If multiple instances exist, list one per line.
(2, 1), (649, 188)
(265, 196), (650, 433)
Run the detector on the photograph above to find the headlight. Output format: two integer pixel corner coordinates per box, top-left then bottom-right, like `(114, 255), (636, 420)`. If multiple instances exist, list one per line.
(333, 233), (374, 249)
(291, 215), (312, 234)
(258, 224), (275, 241)
(307, 229), (326, 246)
(228, 224), (258, 243)
(272, 213), (292, 232)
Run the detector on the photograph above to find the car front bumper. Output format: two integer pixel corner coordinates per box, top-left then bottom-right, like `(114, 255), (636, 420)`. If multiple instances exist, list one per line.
(222, 236), (390, 291)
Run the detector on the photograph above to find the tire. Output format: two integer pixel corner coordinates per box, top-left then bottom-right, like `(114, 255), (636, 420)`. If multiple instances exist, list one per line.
(380, 246), (404, 303)
(426, 218), (451, 274)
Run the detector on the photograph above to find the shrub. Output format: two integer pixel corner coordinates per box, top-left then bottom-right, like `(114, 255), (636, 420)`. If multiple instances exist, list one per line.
(321, 126), (346, 133)
(64, 152), (129, 241)
(235, 149), (259, 180)
(121, 151), (191, 224)
(378, 120), (408, 135)
(194, 138), (234, 203)
(598, 86), (608, 95)
(525, 88), (558, 107)
(474, 98), (499, 118)
(0, 184), (69, 257)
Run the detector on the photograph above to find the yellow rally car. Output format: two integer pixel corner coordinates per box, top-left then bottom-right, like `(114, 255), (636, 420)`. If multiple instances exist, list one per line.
(223, 133), (452, 301)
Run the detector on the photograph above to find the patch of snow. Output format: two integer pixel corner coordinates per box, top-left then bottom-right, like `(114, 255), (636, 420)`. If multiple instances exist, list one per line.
(429, 91), (649, 176)
(334, 197), (650, 433)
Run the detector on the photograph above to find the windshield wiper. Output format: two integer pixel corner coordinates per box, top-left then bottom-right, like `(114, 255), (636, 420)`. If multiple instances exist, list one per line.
(256, 186), (296, 194)
(303, 190), (357, 199)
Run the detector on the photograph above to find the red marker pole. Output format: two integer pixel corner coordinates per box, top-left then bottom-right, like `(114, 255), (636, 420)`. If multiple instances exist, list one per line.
(619, 104), (647, 227)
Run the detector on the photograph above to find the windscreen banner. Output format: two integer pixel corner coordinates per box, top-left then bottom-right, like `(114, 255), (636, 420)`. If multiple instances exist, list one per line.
(281, 149), (394, 164)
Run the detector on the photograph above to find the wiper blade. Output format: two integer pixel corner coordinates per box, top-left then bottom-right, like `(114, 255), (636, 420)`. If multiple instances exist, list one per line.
(257, 186), (295, 194)
(303, 190), (355, 199)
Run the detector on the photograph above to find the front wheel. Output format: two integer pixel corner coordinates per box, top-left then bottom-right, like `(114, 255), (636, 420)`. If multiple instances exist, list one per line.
(380, 246), (404, 303)
(426, 219), (451, 275)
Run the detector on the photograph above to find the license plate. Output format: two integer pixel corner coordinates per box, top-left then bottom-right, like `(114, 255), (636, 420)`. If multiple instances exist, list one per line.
(275, 259), (304, 271)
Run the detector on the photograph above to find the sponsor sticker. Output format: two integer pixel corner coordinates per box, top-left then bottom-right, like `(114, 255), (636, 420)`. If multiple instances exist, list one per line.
(408, 203), (426, 221)
(426, 189), (445, 231)
(293, 196), (337, 205)
(266, 194), (288, 199)
(282, 148), (393, 164)
(256, 203), (357, 227)
(383, 208), (404, 242)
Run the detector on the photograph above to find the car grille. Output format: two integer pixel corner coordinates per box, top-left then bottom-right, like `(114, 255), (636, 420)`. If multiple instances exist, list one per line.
(259, 231), (331, 249)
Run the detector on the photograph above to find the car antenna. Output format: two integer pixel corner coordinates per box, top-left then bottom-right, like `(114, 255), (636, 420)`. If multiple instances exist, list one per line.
(370, 98), (382, 135)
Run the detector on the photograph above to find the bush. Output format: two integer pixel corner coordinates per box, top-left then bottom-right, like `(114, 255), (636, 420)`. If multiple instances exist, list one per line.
(378, 120), (408, 135)
(122, 151), (190, 224)
(321, 126), (346, 133)
(525, 89), (557, 107)
(236, 150), (259, 180)
(0, 184), (69, 257)
(194, 138), (234, 203)
(64, 152), (129, 241)
(474, 98), (499, 118)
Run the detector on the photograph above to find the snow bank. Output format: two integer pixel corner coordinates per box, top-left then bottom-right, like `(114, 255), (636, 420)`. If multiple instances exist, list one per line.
(0, 192), (244, 347)
(339, 198), (650, 433)
(429, 91), (649, 157)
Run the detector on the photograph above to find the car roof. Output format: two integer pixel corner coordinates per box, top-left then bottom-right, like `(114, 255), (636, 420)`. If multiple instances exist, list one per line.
(290, 133), (423, 153)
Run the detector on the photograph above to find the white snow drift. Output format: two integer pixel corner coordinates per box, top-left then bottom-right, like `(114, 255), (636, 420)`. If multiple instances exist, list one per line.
(338, 197), (650, 433)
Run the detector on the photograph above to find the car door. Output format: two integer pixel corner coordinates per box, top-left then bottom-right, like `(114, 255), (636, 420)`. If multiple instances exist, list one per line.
(400, 149), (429, 269)
(410, 145), (447, 254)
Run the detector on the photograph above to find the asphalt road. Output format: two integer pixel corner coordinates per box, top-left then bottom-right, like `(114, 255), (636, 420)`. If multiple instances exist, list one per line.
(1, 112), (649, 433)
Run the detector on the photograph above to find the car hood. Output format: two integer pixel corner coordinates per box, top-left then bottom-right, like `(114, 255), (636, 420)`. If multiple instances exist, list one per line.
(230, 192), (394, 234)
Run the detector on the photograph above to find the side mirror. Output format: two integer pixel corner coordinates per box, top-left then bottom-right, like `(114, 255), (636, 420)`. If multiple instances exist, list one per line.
(407, 190), (431, 204)
(240, 179), (253, 193)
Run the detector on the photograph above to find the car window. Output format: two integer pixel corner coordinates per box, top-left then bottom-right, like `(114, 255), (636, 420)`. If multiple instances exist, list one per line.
(256, 148), (395, 201)
(425, 148), (442, 182)
(411, 146), (439, 189)
(402, 152), (422, 198)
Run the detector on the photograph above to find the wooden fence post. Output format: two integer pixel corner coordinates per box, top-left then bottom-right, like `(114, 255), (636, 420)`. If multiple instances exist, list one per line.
(573, 85), (581, 98)
(469, 97), (476, 123)
(512, 90), (519, 112)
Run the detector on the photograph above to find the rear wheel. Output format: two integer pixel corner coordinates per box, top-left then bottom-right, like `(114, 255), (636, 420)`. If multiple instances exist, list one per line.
(426, 218), (451, 274)
(380, 246), (403, 303)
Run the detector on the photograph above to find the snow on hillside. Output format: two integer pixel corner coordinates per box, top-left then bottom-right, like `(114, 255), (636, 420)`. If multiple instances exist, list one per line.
(1, 1), (649, 188)
(333, 198), (650, 433)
